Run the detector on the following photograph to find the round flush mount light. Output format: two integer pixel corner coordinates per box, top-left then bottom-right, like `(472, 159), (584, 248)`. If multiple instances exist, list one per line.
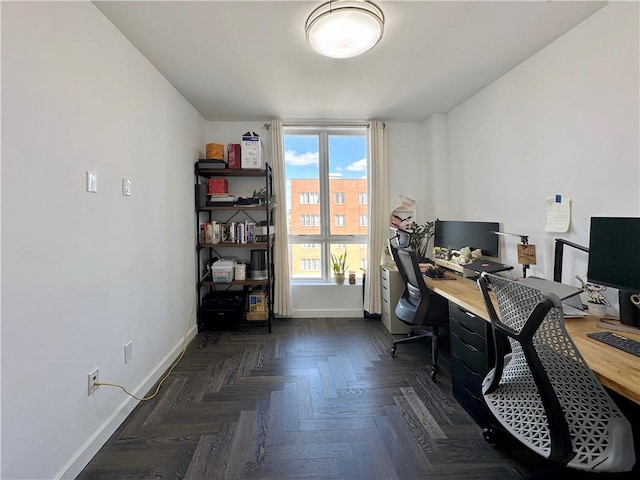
(305, 0), (384, 59)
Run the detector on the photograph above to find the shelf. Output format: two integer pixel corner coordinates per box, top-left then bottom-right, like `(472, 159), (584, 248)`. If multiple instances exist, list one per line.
(198, 205), (269, 212)
(199, 242), (269, 249)
(200, 279), (269, 287)
(196, 167), (267, 177)
(434, 258), (465, 274)
(196, 162), (273, 333)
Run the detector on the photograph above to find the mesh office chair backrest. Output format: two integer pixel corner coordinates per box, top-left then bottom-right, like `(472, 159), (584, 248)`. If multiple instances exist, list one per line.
(391, 246), (428, 322)
(478, 273), (635, 472)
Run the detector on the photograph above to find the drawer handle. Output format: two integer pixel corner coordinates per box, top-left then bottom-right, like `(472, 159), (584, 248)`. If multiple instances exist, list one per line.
(461, 357), (482, 375)
(457, 335), (479, 352)
(464, 310), (476, 318)
(457, 321), (475, 335)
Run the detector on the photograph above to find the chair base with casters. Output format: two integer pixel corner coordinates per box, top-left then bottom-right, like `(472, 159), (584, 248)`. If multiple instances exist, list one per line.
(390, 323), (445, 381)
(387, 248), (450, 382)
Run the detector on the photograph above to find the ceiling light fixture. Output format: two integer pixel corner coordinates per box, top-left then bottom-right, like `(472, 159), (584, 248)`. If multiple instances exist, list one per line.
(305, 0), (384, 59)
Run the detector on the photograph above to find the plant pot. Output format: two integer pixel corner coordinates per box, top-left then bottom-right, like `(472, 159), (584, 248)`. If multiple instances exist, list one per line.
(587, 302), (606, 317)
(334, 273), (345, 285)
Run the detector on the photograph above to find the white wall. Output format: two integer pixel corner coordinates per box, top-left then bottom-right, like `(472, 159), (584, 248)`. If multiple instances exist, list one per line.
(1, 3), (203, 479)
(201, 121), (429, 316)
(446, 2), (639, 306)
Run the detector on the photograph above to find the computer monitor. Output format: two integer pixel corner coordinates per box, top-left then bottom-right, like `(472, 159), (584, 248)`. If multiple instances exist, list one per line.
(587, 217), (640, 327)
(434, 220), (500, 257)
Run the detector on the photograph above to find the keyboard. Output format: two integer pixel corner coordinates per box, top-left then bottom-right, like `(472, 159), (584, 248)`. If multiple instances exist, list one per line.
(587, 331), (640, 357)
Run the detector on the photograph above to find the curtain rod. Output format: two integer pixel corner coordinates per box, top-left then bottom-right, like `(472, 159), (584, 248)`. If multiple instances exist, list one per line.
(264, 122), (384, 130)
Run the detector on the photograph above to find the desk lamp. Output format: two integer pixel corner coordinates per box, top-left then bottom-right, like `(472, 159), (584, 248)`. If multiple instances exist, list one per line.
(492, 231), (537, 278)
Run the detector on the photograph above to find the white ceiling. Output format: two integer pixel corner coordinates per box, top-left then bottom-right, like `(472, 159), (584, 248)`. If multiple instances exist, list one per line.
(94, 1), (606, 123)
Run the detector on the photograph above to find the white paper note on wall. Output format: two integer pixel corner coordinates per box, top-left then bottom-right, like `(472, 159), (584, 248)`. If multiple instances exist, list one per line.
(545, 195), (571, 232)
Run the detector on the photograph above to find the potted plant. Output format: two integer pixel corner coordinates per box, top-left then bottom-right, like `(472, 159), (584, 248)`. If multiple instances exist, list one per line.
(408, 220), (436, 261)
(252, 187), (267, 205)
(331, 252), (347, 285)
(576, 275), (611, 316)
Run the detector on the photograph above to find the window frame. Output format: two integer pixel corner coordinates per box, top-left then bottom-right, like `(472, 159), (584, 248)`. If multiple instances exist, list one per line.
(285, 126), (368, 283)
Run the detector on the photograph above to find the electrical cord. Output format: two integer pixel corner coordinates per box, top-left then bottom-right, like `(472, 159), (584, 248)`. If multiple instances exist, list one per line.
(93, 279), (202, 402)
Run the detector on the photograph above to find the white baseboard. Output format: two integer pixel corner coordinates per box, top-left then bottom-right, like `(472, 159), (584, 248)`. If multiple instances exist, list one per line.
(58, 325), (198, 480)
(292, 309), (364, 318)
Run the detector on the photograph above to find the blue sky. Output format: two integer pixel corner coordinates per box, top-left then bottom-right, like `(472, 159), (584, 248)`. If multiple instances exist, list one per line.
(284, 134), (367, 181)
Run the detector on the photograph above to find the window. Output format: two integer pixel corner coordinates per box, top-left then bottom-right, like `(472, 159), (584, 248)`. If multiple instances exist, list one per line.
(301, 258), (321, 270)
(285, 127), (368, 281)
(300, 214), (320, 226)
(300, 192), (319, 204)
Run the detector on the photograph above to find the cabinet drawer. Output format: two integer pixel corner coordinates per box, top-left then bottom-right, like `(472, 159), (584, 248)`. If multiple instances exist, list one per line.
(449, 303), (488, 339)
(450, 315), (488, 354)
(452, 376), (494, 429)
(382, 297), (391, 316)
(381, 266), (390, 282)
(450, 332), (490, 375)
(381, 281), (390, 299)
(451, 353), (486, 397)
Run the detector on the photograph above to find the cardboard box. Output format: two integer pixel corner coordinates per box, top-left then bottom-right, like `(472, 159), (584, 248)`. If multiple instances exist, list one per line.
(206, 143), (225, 160)
(247, 292), (268, 320)
(228, 144), (241, 169)
(241, 131), (264, 169)
(208, 178), (228, 194)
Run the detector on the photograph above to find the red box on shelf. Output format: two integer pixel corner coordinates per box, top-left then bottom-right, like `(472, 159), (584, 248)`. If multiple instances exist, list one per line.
(208, 178), (228, 194)
(227, 144), (241, 169)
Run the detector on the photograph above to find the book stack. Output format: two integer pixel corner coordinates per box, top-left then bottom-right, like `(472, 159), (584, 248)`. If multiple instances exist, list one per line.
(200, 222), (222, 244)
(200, 220), (257, 244)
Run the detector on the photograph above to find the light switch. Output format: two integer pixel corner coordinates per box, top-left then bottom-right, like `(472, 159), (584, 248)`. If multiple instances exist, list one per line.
(86, 171), (98, 193)
(122, 177), (132, 196)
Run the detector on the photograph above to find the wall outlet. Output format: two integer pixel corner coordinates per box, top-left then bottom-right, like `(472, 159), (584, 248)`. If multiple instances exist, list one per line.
(124, 341), (133, 364)
(88, 368), (99, 395)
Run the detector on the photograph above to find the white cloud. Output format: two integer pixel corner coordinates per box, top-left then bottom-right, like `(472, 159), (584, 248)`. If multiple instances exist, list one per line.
(346, 158), (367, 172)
(285, 149), (318, 167)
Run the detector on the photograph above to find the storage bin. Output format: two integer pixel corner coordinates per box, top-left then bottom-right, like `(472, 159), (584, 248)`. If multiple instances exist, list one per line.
(211, 260), (235, 282)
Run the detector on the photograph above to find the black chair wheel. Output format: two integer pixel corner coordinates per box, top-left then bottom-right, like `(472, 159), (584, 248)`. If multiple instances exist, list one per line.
(482, 428), (501, 447)
(391, 345), (397, 357)
(430, 367), (439, 382)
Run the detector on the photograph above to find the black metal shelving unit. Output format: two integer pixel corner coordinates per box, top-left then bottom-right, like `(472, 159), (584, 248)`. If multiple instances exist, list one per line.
(195, 162), (274, 332)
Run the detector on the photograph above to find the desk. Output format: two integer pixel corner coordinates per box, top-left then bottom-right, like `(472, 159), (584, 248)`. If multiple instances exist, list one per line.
(425, 274), (640, 405)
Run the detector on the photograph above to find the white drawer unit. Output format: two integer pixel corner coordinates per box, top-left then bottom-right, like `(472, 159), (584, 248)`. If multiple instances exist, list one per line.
(380, 264), (411, 334)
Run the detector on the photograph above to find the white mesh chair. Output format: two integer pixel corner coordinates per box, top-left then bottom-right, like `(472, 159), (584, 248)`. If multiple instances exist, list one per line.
(477, 273), (635, 472)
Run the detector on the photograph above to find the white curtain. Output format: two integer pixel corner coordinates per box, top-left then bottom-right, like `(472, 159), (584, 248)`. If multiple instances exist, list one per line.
(364, 120), (388, 314)
(269, 120), (294, 316)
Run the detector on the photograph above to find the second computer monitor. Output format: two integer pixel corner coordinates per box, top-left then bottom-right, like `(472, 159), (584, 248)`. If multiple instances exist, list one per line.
(434, 220), (500, 257)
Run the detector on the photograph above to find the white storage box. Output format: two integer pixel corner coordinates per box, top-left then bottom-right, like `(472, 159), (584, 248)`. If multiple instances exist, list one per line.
(241, 131), (264, 169)
(211, 260), (235, 283)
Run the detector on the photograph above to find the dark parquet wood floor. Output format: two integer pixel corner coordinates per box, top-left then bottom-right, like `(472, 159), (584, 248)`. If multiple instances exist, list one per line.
(78, 317), (597, 479)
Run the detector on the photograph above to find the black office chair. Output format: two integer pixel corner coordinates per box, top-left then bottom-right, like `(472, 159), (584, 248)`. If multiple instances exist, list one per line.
(390, 245), (449, 381)
(477, 272), (635, 472)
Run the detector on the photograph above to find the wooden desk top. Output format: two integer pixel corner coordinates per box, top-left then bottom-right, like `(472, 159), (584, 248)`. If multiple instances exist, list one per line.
(425, 274), (640, 405)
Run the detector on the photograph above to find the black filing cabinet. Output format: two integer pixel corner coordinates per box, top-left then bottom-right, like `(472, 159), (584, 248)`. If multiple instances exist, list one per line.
(449, 301), (496, 429)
